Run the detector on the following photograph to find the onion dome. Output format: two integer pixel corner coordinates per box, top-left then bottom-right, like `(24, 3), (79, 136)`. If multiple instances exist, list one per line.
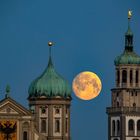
(28, 43), (71, 99)
(114, 12), (140, 65)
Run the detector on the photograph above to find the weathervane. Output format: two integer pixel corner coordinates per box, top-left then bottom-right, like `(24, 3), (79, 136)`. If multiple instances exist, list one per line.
(128, 10), (132, 19)
(127, 10), (132, 30)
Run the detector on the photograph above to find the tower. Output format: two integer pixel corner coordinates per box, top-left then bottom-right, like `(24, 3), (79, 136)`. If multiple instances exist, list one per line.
(28, 43), (72, 140)
(106, 11), (140, 140)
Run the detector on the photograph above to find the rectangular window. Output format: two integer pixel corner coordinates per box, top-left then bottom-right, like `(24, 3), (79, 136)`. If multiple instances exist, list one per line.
(55, 119), (60, 133)
(23, 131), (28, 140)
(66, 118), (68, 133)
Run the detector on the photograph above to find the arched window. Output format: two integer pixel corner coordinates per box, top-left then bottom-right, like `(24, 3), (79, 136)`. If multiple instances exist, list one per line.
(137, 120), (140, 136)
(122, 70), (127, 83)
(129, 119), (134, 130)
(117, 120), (120, 135)
(136, 70), (139, 84)
(55, 119), (60, 133)
(128, 119), (134, 136)
(41, 119), (46, 133)
(130, 70), (133, 84)
(112, 120), (115, 136)
(23, 131), (27, 140)
(117, 70), (120, 84)
(137, 120), (140, 130)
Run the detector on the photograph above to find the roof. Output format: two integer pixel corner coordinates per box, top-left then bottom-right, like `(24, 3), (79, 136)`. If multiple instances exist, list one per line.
(114, 50), (140, 65)
(28, 56), (71, 99)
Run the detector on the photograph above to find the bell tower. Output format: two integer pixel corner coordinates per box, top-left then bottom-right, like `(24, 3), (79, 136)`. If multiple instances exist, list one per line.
(106, 11), (140, 140)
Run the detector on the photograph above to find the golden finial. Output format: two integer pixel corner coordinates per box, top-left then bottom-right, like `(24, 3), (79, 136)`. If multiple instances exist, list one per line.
(48, 42), (53, 47)
(128, 10), (132, 19)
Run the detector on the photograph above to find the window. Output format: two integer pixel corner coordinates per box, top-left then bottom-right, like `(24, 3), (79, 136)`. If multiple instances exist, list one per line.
(117, 120), (120, 135)
(129, 119), (134, 130)
(137, 120), (140, 131)
(66, 118), (68, 133)
(112, 120), (115, 135)
(23, 131), (27, 140)
(122, 70), (127, 83)
(136, 70), (139, 84)
(41, 119), (46, 133)
(130, 70), (133, 84)
(55, 119), (60, 133)
(41, 108), (46, 114)
(117, 70), (120, 83)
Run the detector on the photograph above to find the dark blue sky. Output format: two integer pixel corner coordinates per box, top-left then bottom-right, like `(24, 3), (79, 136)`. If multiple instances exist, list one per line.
(0, 0), (140, 139)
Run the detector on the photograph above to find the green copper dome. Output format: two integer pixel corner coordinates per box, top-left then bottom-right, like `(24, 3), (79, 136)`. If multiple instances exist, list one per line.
(28, 56), (71, 98)
(114, 51), (140, 65)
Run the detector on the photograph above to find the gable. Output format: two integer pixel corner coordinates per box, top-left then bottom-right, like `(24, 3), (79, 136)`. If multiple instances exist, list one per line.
(0, 97), (32, 116)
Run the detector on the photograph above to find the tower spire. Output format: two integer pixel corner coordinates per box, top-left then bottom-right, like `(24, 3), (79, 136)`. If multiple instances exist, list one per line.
(125, 10), (133, 51)
(48, 41), (54, 67)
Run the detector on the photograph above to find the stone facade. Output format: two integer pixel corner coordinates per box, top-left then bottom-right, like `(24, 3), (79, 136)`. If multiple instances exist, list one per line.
(29, 97), (71, 140)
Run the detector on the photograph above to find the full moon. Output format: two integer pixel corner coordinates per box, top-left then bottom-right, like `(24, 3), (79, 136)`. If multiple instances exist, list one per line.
(72, 71), (102, 100)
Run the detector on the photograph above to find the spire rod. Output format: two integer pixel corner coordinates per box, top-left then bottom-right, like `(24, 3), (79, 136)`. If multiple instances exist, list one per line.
(48, 41), (54, 57)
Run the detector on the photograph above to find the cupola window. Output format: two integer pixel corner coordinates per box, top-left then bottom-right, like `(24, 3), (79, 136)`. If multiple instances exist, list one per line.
(122, 70), (127, 84)
(117, 120), (120, 136)
(128, 119), (135, 136)
(137, 120), (140, 136)
(112, 120), (115, 136)
(136, 70), (139, 84)
(117, 70), (120, 84)
(130, 70), (133, 84)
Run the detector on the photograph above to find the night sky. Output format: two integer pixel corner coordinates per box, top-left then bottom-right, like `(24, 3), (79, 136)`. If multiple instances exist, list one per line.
(0, 0), (140, 139)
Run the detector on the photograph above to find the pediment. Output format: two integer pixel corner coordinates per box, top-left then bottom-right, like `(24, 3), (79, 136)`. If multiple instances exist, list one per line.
(0, 97), (31, 116)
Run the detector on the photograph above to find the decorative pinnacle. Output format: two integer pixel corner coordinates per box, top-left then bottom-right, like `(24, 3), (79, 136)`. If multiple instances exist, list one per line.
(5, 85), (10, 98)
